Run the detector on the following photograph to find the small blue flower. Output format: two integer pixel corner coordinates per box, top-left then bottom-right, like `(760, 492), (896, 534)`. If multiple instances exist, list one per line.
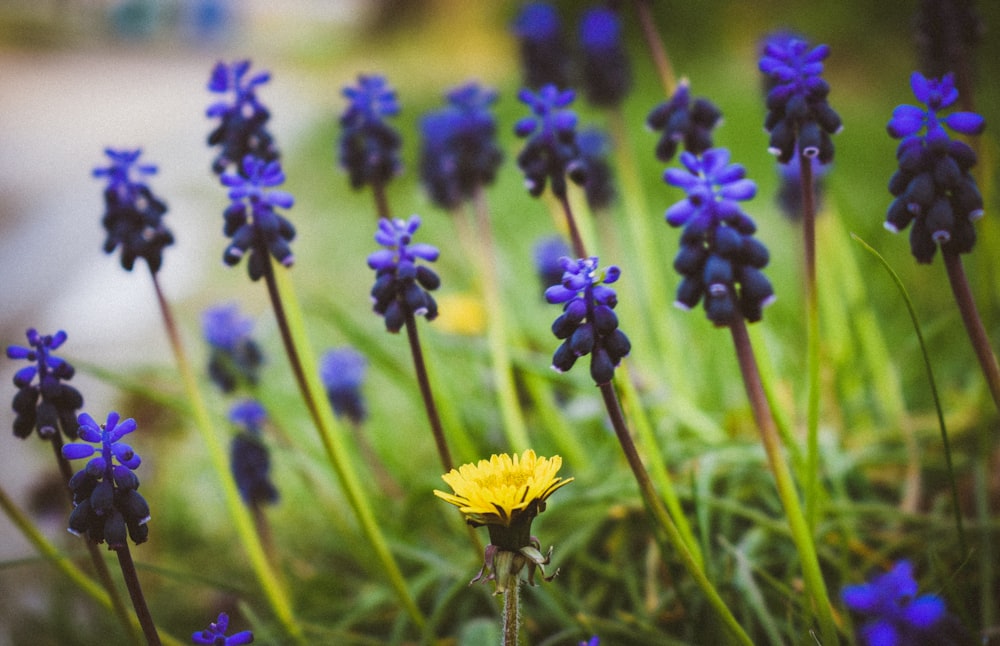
(841, 561), (947, 646)
(206, 59), (279, 175)
(220, 155), (296, 281)
(545, 257), (631, 385)
(418, 83), (504, 210)
(6, 328), (84, 440)
(664, 149), (774, 326)
(579, 637), (600, 646)
(62, 412), (150, 548)
(534, 235), (573, 292)
(646, 81), (723, 163)
(203, 303), (264, 393)
(228, 399), (267, 432)
(93, 148), (174, 273)
(759, 34), (842, 163)
(885, 72), (985, 263)
(514, 84), (585, 199)
(338, 74), (402, 190)
(511, 2), (571, 90)
(368, 216), (441, 333)
(320, 347), (368, 424)
(578, 7), (631, 107)
(229, 400), (278, 506)
(192, 612), (254, 645)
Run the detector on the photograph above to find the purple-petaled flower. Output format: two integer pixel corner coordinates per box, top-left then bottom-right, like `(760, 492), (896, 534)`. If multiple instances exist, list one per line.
(93, 148), (174, 273)
(776, 150), (828, 221)
(418, 83), (504, 210)
(664, 149), (774, 326)
(192, 612), (254, 645)
(62, 412), (150, 549)
(511, 2), (571, 90)
(6, 328), (84, 440)
(534, 235), (573, 293)
(578, 7), (631, 107)
(514, 84), (585, 199)
(841, 561), (948, 646)
(646, 80), (723, 163)
(220, 155), (296, 281)
(759, 34), (842, 163)
(320, 347), (368, 424)
(206, 59), (279, 175)
(338, 74), (402, 190)
(885, 72), (985, 263)
(228, 400), (278, 506)
(367, 215), (441, 333)
(545, 257), (631, 385)
(576, 128), (615, 211)
(203, 303), (264, 393)
(229, 399), (267, 431)
(579, 638), (600, 646)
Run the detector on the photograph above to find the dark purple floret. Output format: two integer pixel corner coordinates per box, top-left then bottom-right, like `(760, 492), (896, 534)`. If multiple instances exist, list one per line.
(418, 83), (504, 210)
(320, 347), (368, 425)
(367, 215), (441, 333)
(646, 81), (722, 163)
(192, 612), (254, 645)
(759, 34), (842, 164)
(512, 2), (572, 90)
(338, 74), (402, 190)
(514, 84), (585, 199)
(776, 150), (828, 221)
(206, 59), (279, 176)
(534, 235), (573, 293)
(6, 328), (84, 440)
(203, 303), (264, 393)
(62, 412), (150, 549)
(663, 148), (774, 326)
(545, 257), (631, 385)
(93, 148), (174, 273)
(576, 128), (616, 211)
(229, 400), (278, 506)
(578, 7), (632, 107)
(219, 155), (296, 280)
(884, 72), (985, 263)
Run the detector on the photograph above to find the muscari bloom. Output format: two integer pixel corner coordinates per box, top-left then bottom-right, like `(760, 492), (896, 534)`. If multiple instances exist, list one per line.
(664, 148), (774, 326)
(62, 411), (150, 549)
(368, 215), (441, 333)
(578, 7), (631, 107)
(885, 72), (985, 263)
(759, 34), (842, 163)
(418, 83), (504, 210)
(229, 400), (278, 506)
(776, 150), (828, 221)
(434, 450), (572, 593)
(338, 74), (402, 190)
(515, 84), (586, 199)
(841, 560), (952, 646)
(93, 148), (174, 273)
(220, 155), (296, 281)
(534, 235), (573, 293)
(511, 1), (571, 90)
(646, 80), (723, 163)
(576, 128), (616, 211)
(545, 257), (631, 385)
(7, 328), (84, 440)
(192, 612), (254, 645)
(206, 59), (279, 175)
(320, 347), (368, 424)
(203, 303), (264, 393)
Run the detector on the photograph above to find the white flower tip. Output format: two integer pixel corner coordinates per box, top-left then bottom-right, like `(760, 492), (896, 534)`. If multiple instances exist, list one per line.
(761, 294), (778, 309)
(673, 301), (692, 312)
(883, 222), (900, 234)
(969, 209), (985, 222)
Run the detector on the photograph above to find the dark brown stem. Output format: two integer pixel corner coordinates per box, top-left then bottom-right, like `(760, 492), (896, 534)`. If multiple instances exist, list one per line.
(115, 545), (161, 645)
(633, 0), (677, 96)
(372, 180), (392, 221)
(556, 193), (588, 259)
(403, 310), (453, 472)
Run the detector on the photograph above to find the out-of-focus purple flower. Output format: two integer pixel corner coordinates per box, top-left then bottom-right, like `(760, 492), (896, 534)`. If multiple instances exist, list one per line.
(338, 74), (402, 190)
(915, 0), (982, 81)
(206, 59), (279, 175)
(93, 148), (174, 273)
(576, 128), (616, 211)
(646, 81), (722, 163)
(534, 235), (573, 293)
(192, 612), (254, 645)
(228, 400), (277, 506)
(579, 637), (600, 646)
(514, 85), (585, 199)
(6, 328), (83, 440)
(320, 347), (368, 424)
(511, 2), (571, 90)
(776, 150), (828, 221)
(578, 7), (631, 107)
(202, 303), (264, 393)
(368, 216), (441, 333)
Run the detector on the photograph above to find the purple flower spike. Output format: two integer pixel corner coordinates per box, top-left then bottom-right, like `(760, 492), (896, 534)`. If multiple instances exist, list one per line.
(192, 612), (254, 645)
(203, 303), (264, 393)
(646, 80), (723, 163)
(6, 328), (84, 440)
(321, 347), (368, 424)
(514, 84), (585, 199)
(578, 7), (631, 107)
(338, 74), (402, 190)
(511, 2), (571, 90)
(206, 59), (279, 175)
(229, 400), (278, 506)
(368, 215), (441, 333)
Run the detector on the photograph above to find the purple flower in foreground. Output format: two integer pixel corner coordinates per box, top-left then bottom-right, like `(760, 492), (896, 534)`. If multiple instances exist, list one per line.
(368, 216), (441, 332)
(206, 59), (279, 175)
(192, 612), (254, 645)
(338, 74), (402, 190)
(7, 328), (84, 440)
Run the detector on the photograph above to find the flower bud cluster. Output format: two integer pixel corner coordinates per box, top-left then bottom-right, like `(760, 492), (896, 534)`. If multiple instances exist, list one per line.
(228, 400), (278, 506)
(515, 85), (586, 199)
(206, 59), (279, 175)
(7, 329), (84, 440)
(367, 216), (441, 333)
(202, 303), (264, 393)
(646, 81), (722, 163)
(320, 347), (368, 425)
(338, 75), (402, 190)
(511, 2), (572, 90)
(578, 7), (632, 107)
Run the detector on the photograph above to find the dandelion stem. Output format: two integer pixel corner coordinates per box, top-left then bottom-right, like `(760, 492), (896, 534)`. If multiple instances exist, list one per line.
(633, 0), (677, 96)
(114, 545), (161, 646)
(502, 579), (521, 646)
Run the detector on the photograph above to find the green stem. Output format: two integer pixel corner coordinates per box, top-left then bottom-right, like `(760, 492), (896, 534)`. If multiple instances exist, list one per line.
(502, 578), (520, 646)
(799, 153), (823, 535)
(633, 0), (677, 95)
(598, 381), (753, 646)
(728, 319), (839, 645)
(114, 545), (161, 645)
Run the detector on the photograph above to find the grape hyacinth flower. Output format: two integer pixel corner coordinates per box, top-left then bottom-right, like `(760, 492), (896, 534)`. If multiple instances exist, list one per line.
(576, 128), (616, 211)
(206, 59), (279, 175)
(220, 155), (296, 281)
(93, 148), (174, 273)
(759, 35), (842, 163)
(338, 74), (402, 191)
(646, 81), (722, 164)
(885, 72), (985, 263)
(368, 215), (441, 333)
(7, 328), (84, 440)
(320, 347), (368, 424)
(776, 152), (828, 221)
(578, 7), (632, 107)
(229, 400), (278, 506)
(545, 257), (631, 385)
(63, 412), (150, 549)
(203, 303), (264, 393)
(515, 84), (585, 199)
(418, 83), (504, 210)
(534, 235), (572, 292)
(511, 2), (571, 90)
(192, 612), (254, 645)
(664, 148), (775, 326)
